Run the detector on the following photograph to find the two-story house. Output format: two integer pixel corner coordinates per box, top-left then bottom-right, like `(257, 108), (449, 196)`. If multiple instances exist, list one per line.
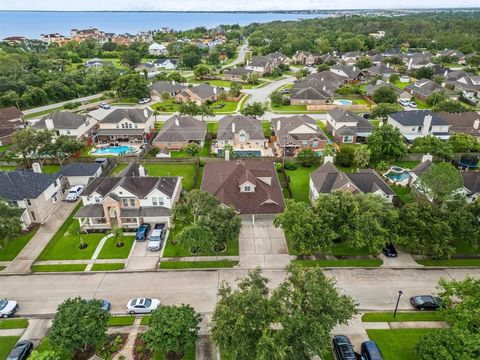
(0, 107), (24, 146)
(387, 110), (451, 141)
(326, 108), (373, 144)
(74, 170), (182, 231)
(437, 112), (480, 140)
(405, 78), (443, 100)
(215, 115), (268, 156)
(309, 158), (395, 203)
(201, 160), (285, 216)
(271, 115), (329, 156)
(175, 84), (225, 105)
(95, 108), (155, 143)
(148, 43), (168, 56)
(149, 81), (186, 101)
(445, 70), (480, 102)
(33, 111), (97, 140)
(0, 168), (67, 227)
(152, 115), (206, 151)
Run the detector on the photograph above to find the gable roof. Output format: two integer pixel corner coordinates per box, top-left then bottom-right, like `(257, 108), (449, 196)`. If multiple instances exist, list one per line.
(217, 115), (265, 141)
(34, 111), (87, 130)
(154, 115), (206, 143)
(188, 84), (224, 99)
(0, 170), (61, 201)
(462, 172), (480, 195)
(225, 67), (253, 76)
(405, 78), (443, 97)
(271, 115), (328, 146)
(201, 160), (285, 214)
(437, 112), (480, 136)
(411, 159), (433, 176)
(100, 108), (152, 124)
(148, 81), (186, 93)
(388, 110), (448, 127)
(59, 163), (102, 177)
(0, 107), (23, 123)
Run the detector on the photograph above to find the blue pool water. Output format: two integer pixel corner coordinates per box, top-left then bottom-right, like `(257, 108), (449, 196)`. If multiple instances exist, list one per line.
(91, 146), (137, 155)
(217, 150), (262, 157)
(385, 171), (410, 182)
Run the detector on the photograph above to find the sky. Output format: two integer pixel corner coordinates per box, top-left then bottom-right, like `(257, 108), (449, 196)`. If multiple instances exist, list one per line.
(0, 0), (479, 11)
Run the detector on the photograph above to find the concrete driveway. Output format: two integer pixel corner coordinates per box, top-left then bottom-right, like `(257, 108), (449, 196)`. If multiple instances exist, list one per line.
(244, 76), (295, 105)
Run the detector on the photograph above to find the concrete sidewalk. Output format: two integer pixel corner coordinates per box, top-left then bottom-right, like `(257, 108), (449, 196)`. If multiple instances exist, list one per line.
(3, 202), (77, 274)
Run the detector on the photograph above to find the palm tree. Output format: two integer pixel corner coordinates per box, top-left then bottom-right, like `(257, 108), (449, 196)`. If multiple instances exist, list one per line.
(69, 226), (87, 249)
(109, 226), (124, 247)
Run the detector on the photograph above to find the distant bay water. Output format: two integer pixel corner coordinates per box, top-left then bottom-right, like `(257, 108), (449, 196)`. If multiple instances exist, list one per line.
(0, 11), (329, 39)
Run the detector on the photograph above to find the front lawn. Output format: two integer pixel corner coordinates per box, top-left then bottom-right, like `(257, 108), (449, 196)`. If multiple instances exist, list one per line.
(143, 163), (197, 190)
(366, 329), (433, 360)
(91, 263), (125, 271)
(37, 205), (104, 261)
(188, 79), (233, 87)
(362, 312), (443, 322)
(0, 337), (20, 359)
(285, 164), (320, 203)
(31, 264), (87, 272)
(97, 236), (135, 259)
(0, 228), (38, 261)
(107, 316), (135, 327)
(160, 260), (238, 269)
(416, 259), (480, 266)
(293, 259), (383, 267)
(414, 97), (430, 109)
(210, 100), (238, 114)
(151, 99), (181, 113)
(0, 319), (29, 329)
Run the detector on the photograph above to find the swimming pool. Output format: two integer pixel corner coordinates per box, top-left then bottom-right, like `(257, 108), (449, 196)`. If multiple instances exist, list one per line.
(334, 99), (353, 106)
(385, 171), (410, 182)
(91, 145), (138, 156)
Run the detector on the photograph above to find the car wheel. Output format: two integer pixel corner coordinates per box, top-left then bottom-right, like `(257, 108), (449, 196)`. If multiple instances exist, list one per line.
(420, 307), (425, 311)
(1, 314), (8, 318)
(129, 310), (136, 315)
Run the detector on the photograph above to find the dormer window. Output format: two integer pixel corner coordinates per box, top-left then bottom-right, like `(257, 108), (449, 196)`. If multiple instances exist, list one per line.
(243, 185), (252, 192)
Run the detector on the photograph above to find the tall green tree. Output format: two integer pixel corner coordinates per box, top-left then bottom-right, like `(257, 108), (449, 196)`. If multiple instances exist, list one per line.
(296, 149), (317, 167)
(119, 50), (142, 69)
(115, 73), (149, 99)
(372, 86), (398, 104)
(241, 102), (265, 118)
(0, 201), (23, 249)
(367, 124), (407, 163)
(354, 145), (371, 168)
(410, 136), (453, 160)
(193, 64), (210, 79)
(419, 162), (463, 203)
(143, 304), (201, 360)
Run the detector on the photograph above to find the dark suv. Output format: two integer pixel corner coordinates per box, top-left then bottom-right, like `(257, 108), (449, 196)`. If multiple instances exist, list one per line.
(7, 340), (33, 360)
(135, 224), (151, 241)
(332, 335), (357, 360)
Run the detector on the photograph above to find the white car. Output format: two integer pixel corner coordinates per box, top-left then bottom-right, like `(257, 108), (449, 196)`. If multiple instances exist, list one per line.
(409, 101), (418, 108)
(99, 102), (111, 109)
(0, 299), (19, 318)
(399, 99), (410, 107)
(126, 298), (160, 314)
(138, 97), (151, 104)
(65, 185), (84, 202)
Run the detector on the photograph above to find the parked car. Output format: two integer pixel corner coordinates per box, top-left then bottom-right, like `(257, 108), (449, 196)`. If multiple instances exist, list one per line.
(361, 341), (383, 360)
(408, 101), (417, 108)
(382, 243), (398, 258)
(399, 99), (410, 107)
(6, 340), (33, 360)
(126, 298), (160, 314)
(148, 224), (166, 251)
(0, 299), (19, 318)
(332, 335), (357, 360)
(99, 102), (111, 109)
(138, 97), (151, 104)
(88, 299), (111, 312)
(65, 185), (84, 202)
(410, 295), (442, 310)
(135, 224), (151, 241)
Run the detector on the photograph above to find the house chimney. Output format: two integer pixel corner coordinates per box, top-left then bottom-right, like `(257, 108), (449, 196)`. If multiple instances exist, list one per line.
(422, 154), (433, 163)
(323, 85), (326, 91)
(45, 118), (54, 130)
(138, 164), (146, 177)
(225, 149), (230, 161)
(324, 155), (334, 164)
(231, 122), (235, 133)
(353, 66), (356, 71)
(444, 70), (448, 77)
(143, 108), (148, 118)
(32, 162), (42, 173)
(172, 80), (176, 85)
(213, 87), (217, 95)
(276, 121), (281, 131)
(422, 115), (432, 135)
(473, 119), (479, 130)
(175, 117), (179, 126)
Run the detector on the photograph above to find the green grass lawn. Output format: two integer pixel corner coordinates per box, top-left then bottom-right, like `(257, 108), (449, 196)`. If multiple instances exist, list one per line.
(262, 121), (272, 137)
(285, 164), (320, 203)
(107, 316), (135, 327)
(416, 259), (480, 266)
(97, 236), (135, 259)
(151, 99), (182, 113)
(0, 228), (38, 261)
(0, 318), (29, 329)
(393, 80), (412, 89)
(31, 264), (87, 272)
(143, 163), (197, 190)
(91, 263), (125, 271)
(391, 185), (415, 204)
(0, 336), (20, 359)
(171, 139), (211, 158)
(366, 329), (433, 360)
(0, 266), (5, 271)
(0, 165), (59, 173)
(37, 204), (104, 261)
(207, 121), (219, 136)
(160, 260), (238, 269)
(453, 239), (480, 255)
(0, 165), (18, 171)
(331, 242), (373, 256)
(211, 100), (238, 114)
(390, 160), (420, 170)
(414, 97), (430, 109)
(316, 121), (334, 140)
(271, 104), (309, 112)
(362, 312), (443, 322)
(189, 79), (233, 87)
(293, 259), (383, 267)
(111, 163), (128, 176)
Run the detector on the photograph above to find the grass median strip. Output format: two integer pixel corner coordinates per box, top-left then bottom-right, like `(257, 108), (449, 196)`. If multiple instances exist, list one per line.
(293, 259), (383, 267)
(366, 329), (434, 360)
(31, 264), (87, 272)
(416, 259), (480, 267)
(0, 319), (29, 329)
(160, 260), (238, 269)
(91, 263), (125, 271)
(0, 336), (20, 359)
(362, 312), (443, 322)
(107, 316), (135, 327)
(97, 236), (135, 259)
(0, 228), (38, 261)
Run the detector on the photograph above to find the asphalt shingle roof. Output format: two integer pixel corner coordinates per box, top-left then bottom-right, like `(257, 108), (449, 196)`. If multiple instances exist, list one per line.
(154, 115), (206, 143)
(59, 163), (102, 177)
(34, 111), (87, 130)
(100, 108), (152, 124)
(217, 115), (265, 141)
(388, 110), (448, 127)
(0, 170), (61, 201)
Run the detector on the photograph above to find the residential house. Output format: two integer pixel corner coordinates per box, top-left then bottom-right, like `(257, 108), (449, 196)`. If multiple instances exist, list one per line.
(175, 84), (224, 105)
(71, 28), (107, 43)
(95, 108), (155, 143)
(437, 111), (480, 139)
(290, 72), (345, 107)
(365, 81), (412, 100)
(223, 67), (254, 83)
(271, 115), (329, 156)
(33, 111), (97, 140)
(405, 78), (443, 100)
(366, 64), (398, 79)
(154, 59), (178, 70)
(111, 35), (133, 47)
(215, 115), (268, 155)
(309, 159), (395, 203)
(460, 172), (480, 203)
(245, 52), (288, 75)
(0, 107), (24, 146)
(409, 155), (434, 187)
(201, 160), (285, 216)
(341, 52), (363, 64)
(74, 173), (182, 230)
(148, 43), (168, 56)
(330, 65), (366, 82)
(369, 31), (386, 39)
(84, 58), (112, 68)
(368, 53), (384, 66)
(59, 162), (103, 186)
(153, 115), (206, 150)
(40, 33), (69, 45)
(149, 81), (186, 101)
(403, 53), (433, 70)
(387, 110), (450, 141)
(326, 108), (373, 144)
(0, 169), (67, 227)
(292, 51), (321, 65)
(3, 36), (28, 44)
(436, 49), (466, 64)
(445, 70), (480, 102)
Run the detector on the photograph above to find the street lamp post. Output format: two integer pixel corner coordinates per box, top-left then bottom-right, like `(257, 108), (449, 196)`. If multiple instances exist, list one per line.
(394, 290), (403, 318)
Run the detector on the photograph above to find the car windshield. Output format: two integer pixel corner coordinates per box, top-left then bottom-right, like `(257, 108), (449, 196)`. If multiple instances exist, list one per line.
(68, 190), (76, 194)
(417, 296), (433, 304)
(0, 299), (7, 310)
(144, 298), (152, 307)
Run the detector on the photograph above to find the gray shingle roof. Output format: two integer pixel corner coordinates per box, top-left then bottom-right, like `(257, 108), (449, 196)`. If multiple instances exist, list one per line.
(154, 115), (206, 143)
(217, 115), (265, 141)
(405, 78), (442, 98)
(100, 108), (152, 124)
(0, 170), (61, 201)
(59, 163), (102, 177)
(462, 172), (480, 194)
(148, 81), (186, 93)
(388, 110), (448, 127)
(271, 115), (328, 146)
(34, 111), (87, 130)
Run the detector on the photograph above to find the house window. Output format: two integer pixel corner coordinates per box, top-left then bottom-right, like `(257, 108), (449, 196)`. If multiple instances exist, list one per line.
(122, 199), (129, 207)
(242, 185), (254, 193)
(152, 197), (164, 206)
(53, 180), (58, 187)
(302, 140), (308, 146)
(95, 197), (101, 203)
(312, 141), (318, 147)
(66, 130), (71, 135)
(130, 199), (135, 207)
(27, 199), (31, 206)
(123, 218), (137, 224)
(411, 127), (416, 132)
(30, 211), (36, 221)
(343, 136), (353, 143)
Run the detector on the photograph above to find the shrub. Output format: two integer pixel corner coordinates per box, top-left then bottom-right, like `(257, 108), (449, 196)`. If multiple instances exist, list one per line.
(284, 162), (297, 171)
